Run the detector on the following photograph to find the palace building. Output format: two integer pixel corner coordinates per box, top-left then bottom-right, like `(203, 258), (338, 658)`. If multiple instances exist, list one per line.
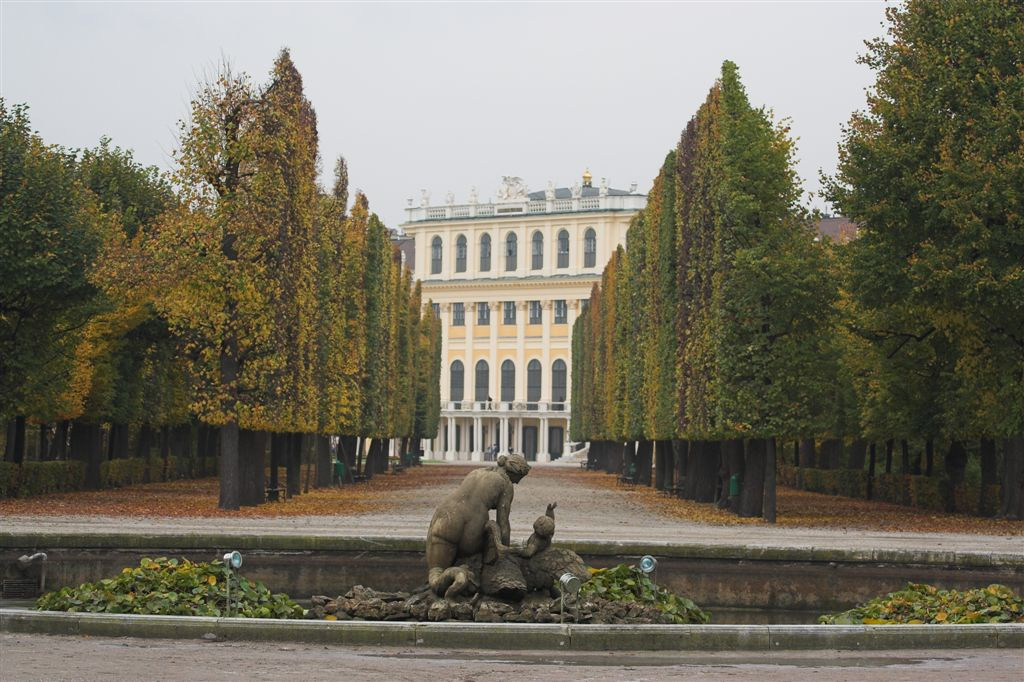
(401, 171), (647, 462)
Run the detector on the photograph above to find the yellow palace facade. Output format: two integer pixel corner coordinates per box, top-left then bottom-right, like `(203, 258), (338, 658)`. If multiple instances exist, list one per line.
(401, 172), (646, 462)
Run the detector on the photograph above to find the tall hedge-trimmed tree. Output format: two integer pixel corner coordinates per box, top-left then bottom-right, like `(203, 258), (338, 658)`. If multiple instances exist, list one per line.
(826, 0), (1024, 517)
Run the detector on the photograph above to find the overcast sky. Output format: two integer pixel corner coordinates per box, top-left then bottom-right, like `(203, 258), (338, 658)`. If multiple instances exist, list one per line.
(2, 1), (888, 229)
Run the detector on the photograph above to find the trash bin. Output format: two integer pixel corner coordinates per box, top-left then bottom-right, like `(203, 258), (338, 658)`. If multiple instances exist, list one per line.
(729, 473), (741, 497)
(334, 460), (346, 484)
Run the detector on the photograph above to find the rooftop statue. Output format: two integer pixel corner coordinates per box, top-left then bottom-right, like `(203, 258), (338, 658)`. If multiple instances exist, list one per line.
(496, 176), (529, 202)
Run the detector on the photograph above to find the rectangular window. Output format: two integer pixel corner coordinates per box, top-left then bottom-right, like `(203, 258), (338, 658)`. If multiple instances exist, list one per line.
(452, 302), (465, 326)
(477, 302), (490, 325)
(554, 299), (567, 324)
(431, 303), (440, 319)
(529, 300), (541, 325)
(503, 301), (516, 325)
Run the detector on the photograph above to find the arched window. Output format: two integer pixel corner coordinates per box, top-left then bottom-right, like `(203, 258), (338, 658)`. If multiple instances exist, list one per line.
(505, 233), (517, 271)
(552, 359), (567, 408)
(479, 233), (491, 272)
(475, 360), (490, 402)
(531, 231), (543, 270)
(557, 229), (569, 268)
(455, 234), (467, 273)
(501, 360), (515, 402)
(527, 359), (541, 410)
(431, 236), (443, 274)
(584, 228), (597, 268)
(449, 360), (464, 402)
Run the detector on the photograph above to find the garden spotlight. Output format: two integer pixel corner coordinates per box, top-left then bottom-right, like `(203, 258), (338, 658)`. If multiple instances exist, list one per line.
(639, 555), (657, 574)
(558, 572), (582, 624)
(223, 551), (243, 570)
(221, 551), (242, 618)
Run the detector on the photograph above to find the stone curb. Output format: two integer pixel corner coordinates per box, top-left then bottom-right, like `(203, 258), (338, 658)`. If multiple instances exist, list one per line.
(3, 533), (1021, 568)
(2, 609), (1021, 650)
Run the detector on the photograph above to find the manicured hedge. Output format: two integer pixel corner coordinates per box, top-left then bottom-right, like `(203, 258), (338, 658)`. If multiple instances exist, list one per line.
(100, 458), (147, 488)
(783, 467), (1001, 516)
(16, 461), (86, 497)
(778, 465), (868, 499)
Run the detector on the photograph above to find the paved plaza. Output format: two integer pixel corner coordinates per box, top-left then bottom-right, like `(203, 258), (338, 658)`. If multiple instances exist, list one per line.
(3, 461), (1021, 556)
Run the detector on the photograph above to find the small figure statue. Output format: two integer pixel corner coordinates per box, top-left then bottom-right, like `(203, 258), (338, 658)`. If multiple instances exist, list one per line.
(545, 181), (555, 201)
(571, 182), (582, 199)
(468, 186), (478, 204)
(446, 190), (455, 205)
(420, 189), (430, 207)
(517, 502), (557, 559)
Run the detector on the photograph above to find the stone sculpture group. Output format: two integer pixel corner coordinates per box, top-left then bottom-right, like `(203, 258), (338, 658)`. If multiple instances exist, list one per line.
(425, 453), (589, 602)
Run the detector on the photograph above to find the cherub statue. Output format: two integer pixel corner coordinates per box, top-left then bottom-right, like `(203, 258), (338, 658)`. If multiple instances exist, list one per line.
(517, 502), (557, 559)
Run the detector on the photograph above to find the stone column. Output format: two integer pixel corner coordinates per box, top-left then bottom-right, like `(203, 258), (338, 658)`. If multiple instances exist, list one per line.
(541, 300), (552, 404)
(500, 416), (509, 456)
(472, 416), (483, 461)
(445, 416), (455, 461)
(515, 301), (527, 403)
(439, 303), (451, 402)
(489, 300), (500, 404)
(536, 417), (549, 463)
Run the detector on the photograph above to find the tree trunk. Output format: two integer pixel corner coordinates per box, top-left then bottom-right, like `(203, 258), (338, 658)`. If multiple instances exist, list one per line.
(268, 432), (283, 499)
(763, 438), (777, 524)
(622, 441), (635, 478)
(50, 420), (69, 461)
(160, 425), (171, 481)
(717, 439), (744, 511)
(112, 423), (131, 460)
(999, 435), (1023, 520)
(286, 433), (302, 496)
(925, 439), (934, 477)
(979, 438), (998, 517)
(38, 423), (50, 462)
(356, 436), (365, 477)
(793, 440), (799, 466)
(70, 420), (102, 489)
(238, 429), (255, 506)
(867, 442), (877, 499)
(682, 440), (700, 500)
(339, 435), (357, 483)
(848, 440), (867, 470)
(138, 424), (155, 482)
(900, 440), (910, 473)
(672, 440), (687, 495)
(884, 439), (894, 474)
(11, 415), (26, 465)
(944, 440), (968, 513)
(820, 439), (842, 470)
(315, 434), (332, 488)
(636, 440), (653, 486)
(693, 441), (720, 503)
(219, 421), (240, 510)
(799, 439), (817, 468)
(738, 438), (766, 518)
(659, 440), (674, 491)
(3, 418), (15, 462)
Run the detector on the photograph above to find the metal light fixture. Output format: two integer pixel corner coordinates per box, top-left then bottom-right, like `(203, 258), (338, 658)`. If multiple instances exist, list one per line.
(558, 572), (582, 624)
(639, 555), (657, 574)
(223, 551), (243, 570)
(221, 551), (242, 618)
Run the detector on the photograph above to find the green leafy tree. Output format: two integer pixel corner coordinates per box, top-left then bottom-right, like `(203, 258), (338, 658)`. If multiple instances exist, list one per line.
(826, 0), (1024, 515)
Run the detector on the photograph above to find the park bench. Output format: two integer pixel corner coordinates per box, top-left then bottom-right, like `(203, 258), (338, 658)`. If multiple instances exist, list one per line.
(390, 456), (406, 474)
(265, 485), (288, 502)
(618, 462), (638, 486)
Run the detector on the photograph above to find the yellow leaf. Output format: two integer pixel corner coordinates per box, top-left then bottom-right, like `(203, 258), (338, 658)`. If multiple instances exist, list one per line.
(908, 619), (923, 624)
(325, 614), (337, 621)
(863, 618), (887, 624)
(207, 574), (217, 585)
(935, 612), (947, 622)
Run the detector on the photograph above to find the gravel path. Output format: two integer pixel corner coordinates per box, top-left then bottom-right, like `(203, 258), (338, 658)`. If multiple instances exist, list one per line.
(3, 462), (1022, 556)
(2, 634), (1023, 681)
